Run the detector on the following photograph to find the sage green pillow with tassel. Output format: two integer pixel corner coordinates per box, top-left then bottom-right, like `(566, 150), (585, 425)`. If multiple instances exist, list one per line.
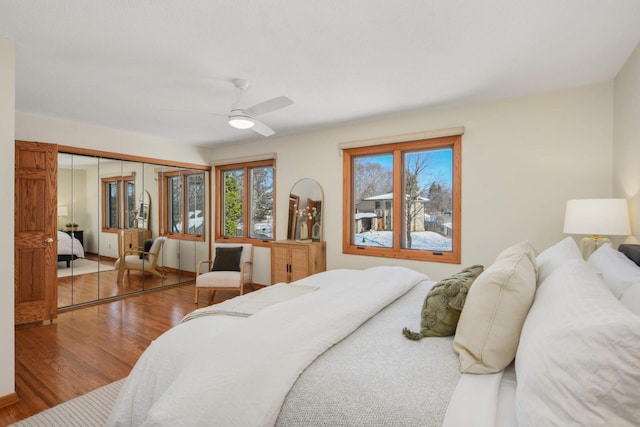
(403, 265), (484, 340)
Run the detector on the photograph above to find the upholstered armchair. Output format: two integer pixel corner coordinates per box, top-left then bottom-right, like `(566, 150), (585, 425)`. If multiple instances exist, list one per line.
(195, 243), (253, 304)
(115, 236), (167, 283)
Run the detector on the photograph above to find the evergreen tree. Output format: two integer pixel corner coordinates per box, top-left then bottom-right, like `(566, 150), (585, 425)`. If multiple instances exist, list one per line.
(224, 172), (243, 236)
(251, 167), (273, 222)
(426, 182), (452, 214)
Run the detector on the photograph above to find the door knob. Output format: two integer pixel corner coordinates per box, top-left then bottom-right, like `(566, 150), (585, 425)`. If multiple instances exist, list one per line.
(44, 237), (54, 243)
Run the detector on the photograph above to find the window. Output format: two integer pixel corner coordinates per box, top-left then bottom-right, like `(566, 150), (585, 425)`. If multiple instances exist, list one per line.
(101, 175), (135, 231)
(215, 159), (274, 245)
(343, 135), (461, 263)
(161, 171), (205, 240)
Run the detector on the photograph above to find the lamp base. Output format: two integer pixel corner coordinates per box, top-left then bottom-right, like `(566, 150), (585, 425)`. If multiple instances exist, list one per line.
(578, 236), (611, 260)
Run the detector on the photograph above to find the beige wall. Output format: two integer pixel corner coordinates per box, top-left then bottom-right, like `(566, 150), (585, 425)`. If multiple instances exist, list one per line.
(16, 112), (210, 165)
(209, 83), (614, 283)
(614, 41), (640, 242)
(0, 37), (15, 399)
(58, 167), (87, 231)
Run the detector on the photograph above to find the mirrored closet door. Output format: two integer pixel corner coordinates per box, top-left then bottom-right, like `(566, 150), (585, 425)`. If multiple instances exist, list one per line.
(57, 150), (210, 309)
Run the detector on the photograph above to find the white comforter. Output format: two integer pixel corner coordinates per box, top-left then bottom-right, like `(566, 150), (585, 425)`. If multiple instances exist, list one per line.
(57, 230), (85, 258)
(107, 267), (427, 426)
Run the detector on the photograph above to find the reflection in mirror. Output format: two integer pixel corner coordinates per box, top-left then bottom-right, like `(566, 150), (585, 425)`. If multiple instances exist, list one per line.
(110, 160), (146, 295)
(57, 153), (100, 306)
(288, 178), (323, 242)
(287, 193), (300, 240)
(57, 152), (210, 309)
(137, 190), (151, 230)
(156, 165), (209, 289)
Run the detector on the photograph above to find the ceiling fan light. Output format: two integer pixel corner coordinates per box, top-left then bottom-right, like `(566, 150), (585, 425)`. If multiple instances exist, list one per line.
(228, 114), (254, 130)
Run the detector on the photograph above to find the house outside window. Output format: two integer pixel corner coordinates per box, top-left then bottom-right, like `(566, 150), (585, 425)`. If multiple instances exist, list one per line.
(101, 175), (135, 231)
(215, 159), (274, 246)
(343, 135), (461, 263)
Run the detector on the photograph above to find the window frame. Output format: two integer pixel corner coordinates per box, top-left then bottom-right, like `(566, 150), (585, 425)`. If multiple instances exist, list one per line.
(101, 175), (136, 232)
(215, 159), (275, 247)
(160, 170), (206, 242)
(342, 135), (461, 264)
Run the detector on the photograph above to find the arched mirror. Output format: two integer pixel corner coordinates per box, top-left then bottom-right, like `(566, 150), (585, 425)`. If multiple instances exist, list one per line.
(288, 178), (323, 241)
(137, 190), (151, 230)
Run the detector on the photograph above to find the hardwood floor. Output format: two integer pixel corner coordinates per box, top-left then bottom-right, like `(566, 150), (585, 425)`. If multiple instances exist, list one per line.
(0, 282), (252, 426)
(57, 254), (196, 308)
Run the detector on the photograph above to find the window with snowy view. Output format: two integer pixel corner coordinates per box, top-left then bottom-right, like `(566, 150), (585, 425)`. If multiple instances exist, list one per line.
(343, 134), (461, 264)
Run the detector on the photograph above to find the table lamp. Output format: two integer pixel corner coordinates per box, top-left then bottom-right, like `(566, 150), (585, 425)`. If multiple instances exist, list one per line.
(563, 198), (631, 259)
(58, 206), (68, 230)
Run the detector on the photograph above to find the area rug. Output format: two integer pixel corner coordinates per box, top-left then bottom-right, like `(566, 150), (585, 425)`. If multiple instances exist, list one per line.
(57, 259), (115, 278)
(10, 379), (124, 426)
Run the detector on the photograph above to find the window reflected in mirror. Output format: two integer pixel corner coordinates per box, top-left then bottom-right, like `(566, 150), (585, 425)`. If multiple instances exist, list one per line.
(57, 151), (210, 309)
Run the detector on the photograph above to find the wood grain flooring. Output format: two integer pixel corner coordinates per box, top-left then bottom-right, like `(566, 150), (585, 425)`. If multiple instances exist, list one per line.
(57, 255), (196, 308)
(0, 281), (253, 426)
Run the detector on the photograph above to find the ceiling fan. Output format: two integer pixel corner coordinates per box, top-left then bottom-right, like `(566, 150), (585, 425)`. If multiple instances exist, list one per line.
(225, 79), (293, 137)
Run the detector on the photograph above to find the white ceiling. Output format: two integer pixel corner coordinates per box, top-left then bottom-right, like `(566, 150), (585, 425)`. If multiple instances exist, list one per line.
(2, 1), (640, 147)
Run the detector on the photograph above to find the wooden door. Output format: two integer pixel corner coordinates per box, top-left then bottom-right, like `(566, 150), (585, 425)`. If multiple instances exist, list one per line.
(15, 140), (58, 325)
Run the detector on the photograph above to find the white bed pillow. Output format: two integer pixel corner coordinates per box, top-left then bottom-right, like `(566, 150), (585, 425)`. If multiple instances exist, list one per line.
(453, 240), (537, 374)
(587, 243), (640, 298)
(535, 236), (582, 285)
(620, 280), (640, 316)
(516, 259), (640, 426)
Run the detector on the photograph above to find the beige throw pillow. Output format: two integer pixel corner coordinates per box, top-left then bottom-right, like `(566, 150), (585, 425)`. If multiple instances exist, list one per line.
(453, 240), (537, 374)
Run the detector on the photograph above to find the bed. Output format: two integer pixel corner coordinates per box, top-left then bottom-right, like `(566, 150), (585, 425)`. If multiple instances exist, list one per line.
(13, 238), (640, 426)
(57, 230), (85, 267)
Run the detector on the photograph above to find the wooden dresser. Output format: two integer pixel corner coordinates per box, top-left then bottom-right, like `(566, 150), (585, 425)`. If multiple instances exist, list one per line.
(271, 240), (326, 284)
(119, 228), (152, 256)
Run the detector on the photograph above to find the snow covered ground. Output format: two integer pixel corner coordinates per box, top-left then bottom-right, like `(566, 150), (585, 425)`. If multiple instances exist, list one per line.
(354, 230), (452, 251)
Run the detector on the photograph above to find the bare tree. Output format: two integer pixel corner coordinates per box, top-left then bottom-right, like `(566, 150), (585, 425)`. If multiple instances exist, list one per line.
(354, 159), (392, 203)
(404, 152), (432, 248)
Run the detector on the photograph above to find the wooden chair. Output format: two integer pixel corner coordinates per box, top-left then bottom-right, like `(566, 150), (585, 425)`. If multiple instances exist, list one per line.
(195, 243), (253, 304)
(115, 236), (167, 283)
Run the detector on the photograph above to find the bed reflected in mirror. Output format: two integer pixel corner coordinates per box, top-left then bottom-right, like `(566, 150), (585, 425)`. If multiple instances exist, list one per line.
(56, 152), (210, 309)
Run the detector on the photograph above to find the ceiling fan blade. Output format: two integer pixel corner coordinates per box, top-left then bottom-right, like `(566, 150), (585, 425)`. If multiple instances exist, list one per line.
(251, 118), (275, 137)
(246, 96), (293, 117)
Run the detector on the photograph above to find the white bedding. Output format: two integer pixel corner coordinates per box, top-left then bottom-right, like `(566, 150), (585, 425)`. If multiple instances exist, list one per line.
(13, 266), (514, 427)
(107, 266), (428, 426)
(15, 239), (640, 426)
(182, 282), (319, 321)
(443, 363), (517, 427)
(276, 279), (463, 426)
(57, 230), (85, 258)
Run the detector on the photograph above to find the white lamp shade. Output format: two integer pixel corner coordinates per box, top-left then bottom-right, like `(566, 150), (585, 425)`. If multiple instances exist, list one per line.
(563, 198), (631, 236)
(58, 206), (68, 217)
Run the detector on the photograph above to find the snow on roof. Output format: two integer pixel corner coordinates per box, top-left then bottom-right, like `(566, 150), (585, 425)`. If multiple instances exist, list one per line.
(364, 192), (393, 201)
(355, 212), (378, 220)
(363, 193), (429, 202)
